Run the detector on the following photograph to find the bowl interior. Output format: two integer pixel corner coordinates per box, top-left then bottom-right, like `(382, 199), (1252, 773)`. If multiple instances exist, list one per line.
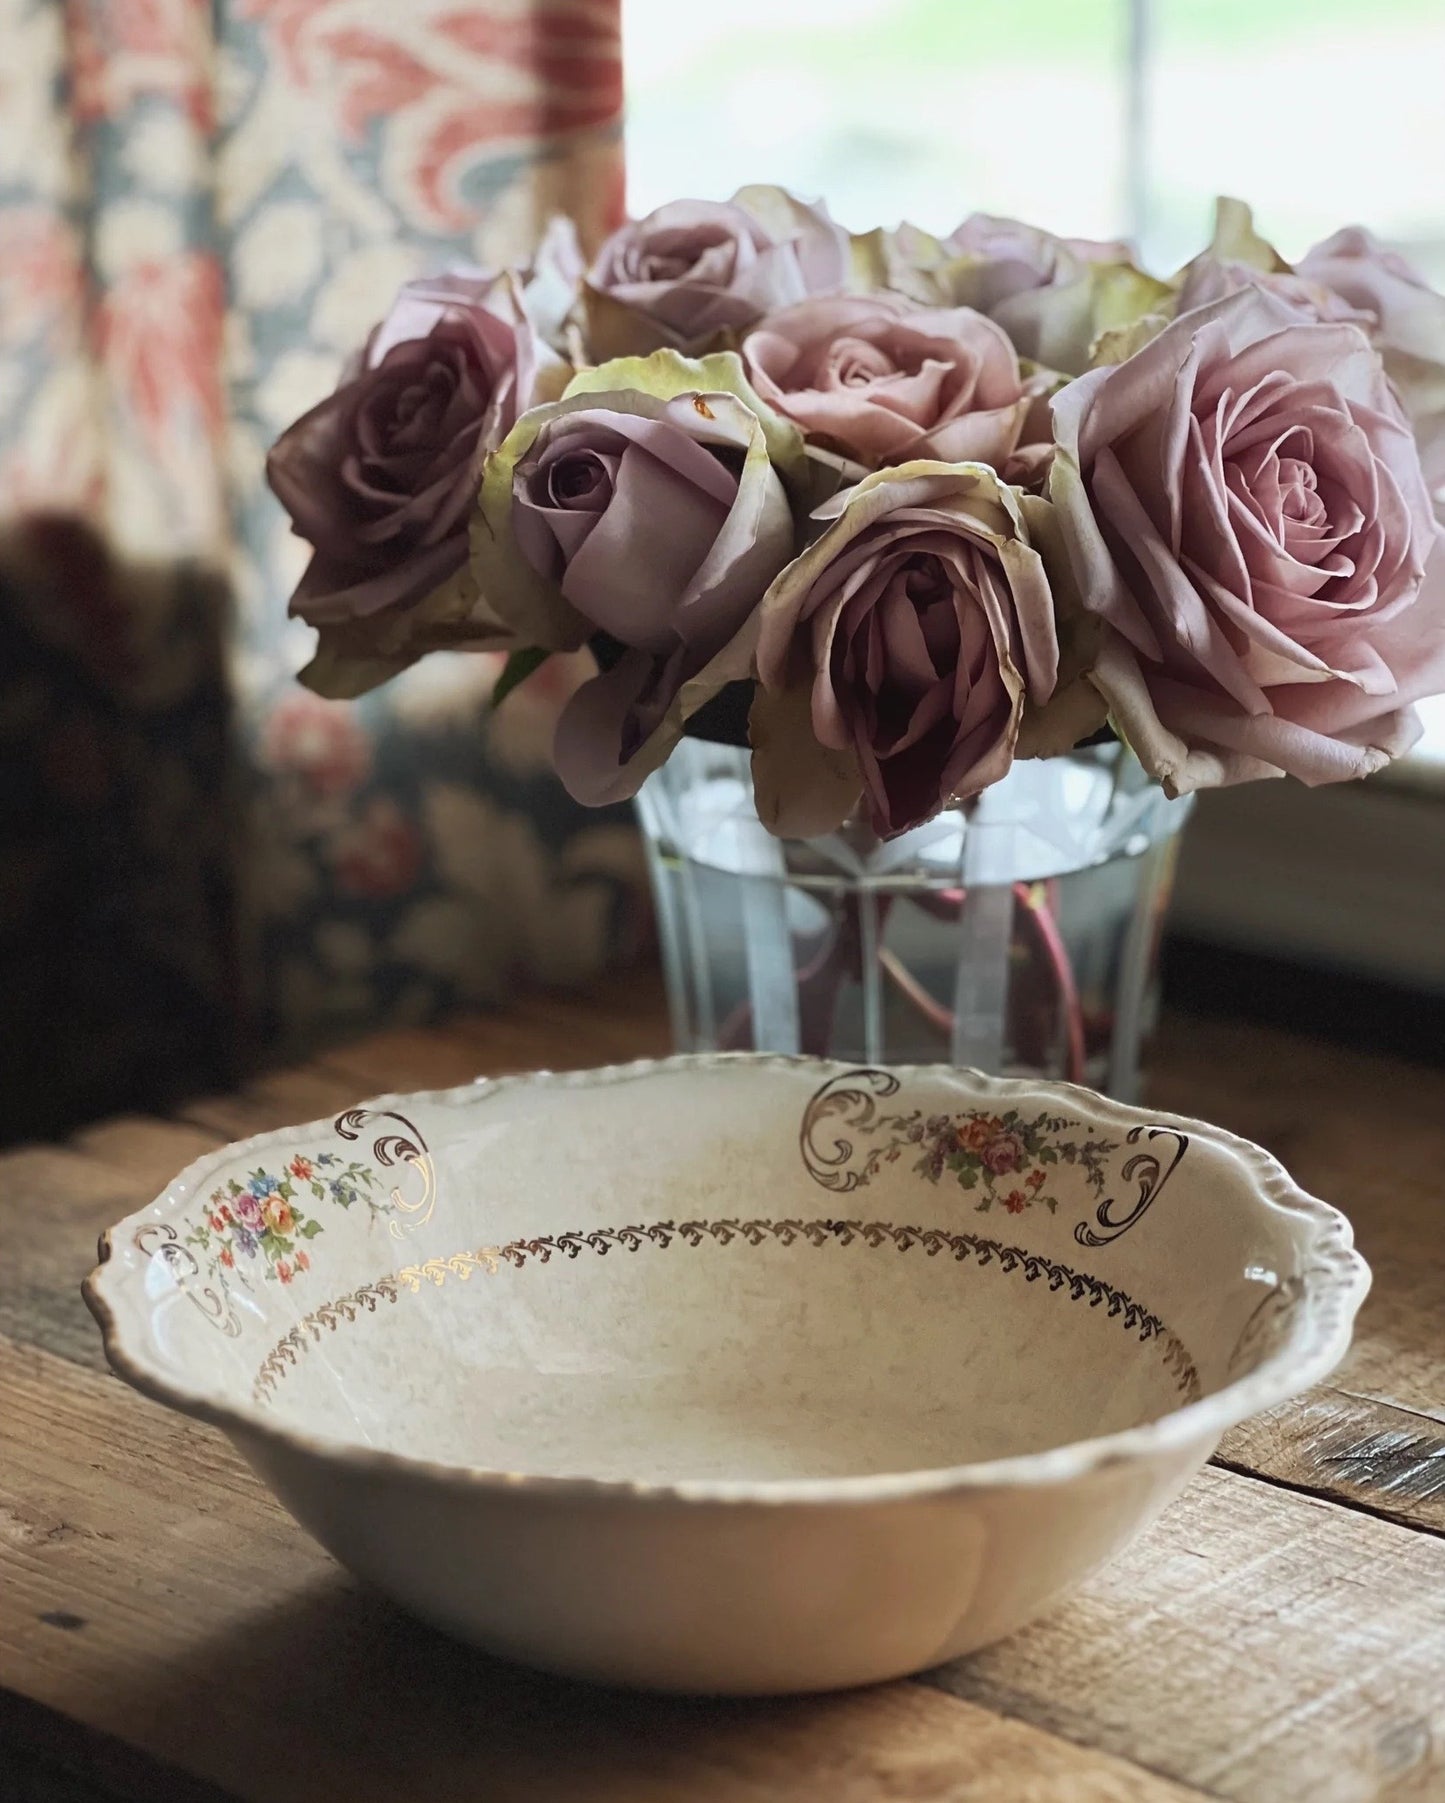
(97, 1059), (1350, 1486)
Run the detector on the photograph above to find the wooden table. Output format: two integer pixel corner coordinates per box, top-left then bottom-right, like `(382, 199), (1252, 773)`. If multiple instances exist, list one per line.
(2, 974), (1442, 1803)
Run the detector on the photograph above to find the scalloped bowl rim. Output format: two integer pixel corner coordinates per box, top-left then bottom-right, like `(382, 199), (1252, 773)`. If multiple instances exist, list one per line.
(83, 1054), (1371, 1506)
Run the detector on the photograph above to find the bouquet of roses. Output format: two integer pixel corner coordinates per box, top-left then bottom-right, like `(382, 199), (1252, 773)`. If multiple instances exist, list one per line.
(268, 191), (1445, 842)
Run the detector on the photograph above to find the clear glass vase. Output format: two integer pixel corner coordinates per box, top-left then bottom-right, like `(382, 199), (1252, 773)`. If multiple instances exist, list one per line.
(635, 740), (1194, 1101)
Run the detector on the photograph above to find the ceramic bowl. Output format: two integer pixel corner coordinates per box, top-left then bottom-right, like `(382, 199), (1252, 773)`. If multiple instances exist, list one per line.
(85, 1056), (1367, 1694)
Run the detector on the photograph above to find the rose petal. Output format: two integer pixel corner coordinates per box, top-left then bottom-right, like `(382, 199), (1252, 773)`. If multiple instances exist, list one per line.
(749, 681), (862, 837)
(1050, 285), (1439, 792)
(756, 461), (1060, 836)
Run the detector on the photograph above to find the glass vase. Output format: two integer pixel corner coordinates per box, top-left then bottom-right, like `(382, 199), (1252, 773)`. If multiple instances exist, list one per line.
(635, 740), (1193, 1102)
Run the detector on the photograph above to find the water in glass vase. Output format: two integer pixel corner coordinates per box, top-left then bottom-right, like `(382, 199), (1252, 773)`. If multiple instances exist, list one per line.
(635, 740), (1193, 1101)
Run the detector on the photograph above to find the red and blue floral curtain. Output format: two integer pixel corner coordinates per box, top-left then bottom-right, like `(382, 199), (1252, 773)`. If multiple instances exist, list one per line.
(0, 0), (638, 1137)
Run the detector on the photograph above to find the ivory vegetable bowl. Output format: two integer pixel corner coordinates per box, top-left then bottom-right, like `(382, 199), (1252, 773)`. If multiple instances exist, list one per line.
(85, 1056), (1367, 1694)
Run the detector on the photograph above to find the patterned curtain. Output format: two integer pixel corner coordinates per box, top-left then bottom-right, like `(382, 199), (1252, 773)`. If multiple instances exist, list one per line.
(0, 0), (641, 1138)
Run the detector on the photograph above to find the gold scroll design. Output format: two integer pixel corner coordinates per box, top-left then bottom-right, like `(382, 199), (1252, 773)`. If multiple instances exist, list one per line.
(134, 1222), (242, 1338)
(797, 1069), (1189, 1250)
(334, 1107), (436, 1240)
(1073, 1124), (1189, 1249)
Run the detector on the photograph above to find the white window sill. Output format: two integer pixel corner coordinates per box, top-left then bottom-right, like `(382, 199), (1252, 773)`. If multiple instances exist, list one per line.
(1171, 724), (1445, 992)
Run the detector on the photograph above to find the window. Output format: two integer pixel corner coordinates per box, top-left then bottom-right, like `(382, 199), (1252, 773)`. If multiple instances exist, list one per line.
(624, 0), (1445, 285)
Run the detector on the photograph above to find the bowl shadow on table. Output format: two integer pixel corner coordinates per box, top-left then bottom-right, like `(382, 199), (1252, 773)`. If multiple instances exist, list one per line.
(105, 1575), (944, 1801)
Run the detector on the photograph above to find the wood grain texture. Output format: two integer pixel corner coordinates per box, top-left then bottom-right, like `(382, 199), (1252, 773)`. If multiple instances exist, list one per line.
(175, 978), (674, 1142)
(1148, 1014), (1445, 1534)
(0, 1147), (155, 1369)
(319, 974), (675, 1096)
(1149, 1016), (1445, 1423)
(1217, 1390), (1445, 1538)
(0, 1339), (1199, 1803)
(67, 1118), (222, 1196)
(175, 1064), (373, 1144)
(927, 1463), (1445, 1803)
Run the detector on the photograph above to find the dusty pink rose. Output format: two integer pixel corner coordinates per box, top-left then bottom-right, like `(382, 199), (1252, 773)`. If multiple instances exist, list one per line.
(730, 184), (851, 291)
(586, 194), (847, 359)
(847, 220), (953, 305)
(741, 295), (1037, 473)
(269, 271), (544, 625)
(1169, 200), (1367, 337)
(1050, 286), (1445, 793)
(980, 1133), (1026, 1175)
(915, 214), (1167, 378)
(1174, 256), (1370, 328)
(945, 214), (1131, 313)
(752, 463), (1061, 839)
(501, 386), (795, 804)
(1299, 227), (1445, 507)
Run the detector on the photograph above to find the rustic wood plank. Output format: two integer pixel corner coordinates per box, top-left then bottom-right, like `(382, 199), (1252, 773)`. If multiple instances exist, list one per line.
(1147, 1014), (1445, 1534)
(0, 1689), (223, 1803)
(0, 1117), (225, 1367)
(174, 1065), (370, 1143)
(11, 1329), (1442, 1802)
(172, 978), (673, 1143)
(67, 1118), (221, 1196)
(926, 1462), (1445, 1803)
(1216, 1390), (1445, 1538)
(0, 1147), (151, 1368)
(321, 974), (674, 1096)
(0, 1338), (1200, 1803)
(316, 1025), (496, 1096)
(1150, 1014), (1445, 1420)
(1292, 1139), (1442, 1428)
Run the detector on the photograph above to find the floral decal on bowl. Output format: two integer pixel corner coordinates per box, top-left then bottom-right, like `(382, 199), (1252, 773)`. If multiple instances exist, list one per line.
(133, 1108), (435, 1335)
(187, 1152), (386, 1288)
(886, 1107), (1116, 1216)
(801, 1069), (1188, 1245)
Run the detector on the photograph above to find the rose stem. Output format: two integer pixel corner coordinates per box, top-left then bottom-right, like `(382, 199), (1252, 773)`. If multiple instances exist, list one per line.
(712, 862), (1087, 1080)
(879, 883), (1087, 1083)
(715, 892), (895, 1057)
(878, 948), (956, 1035)
(1013, 880), (1087, 1082)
